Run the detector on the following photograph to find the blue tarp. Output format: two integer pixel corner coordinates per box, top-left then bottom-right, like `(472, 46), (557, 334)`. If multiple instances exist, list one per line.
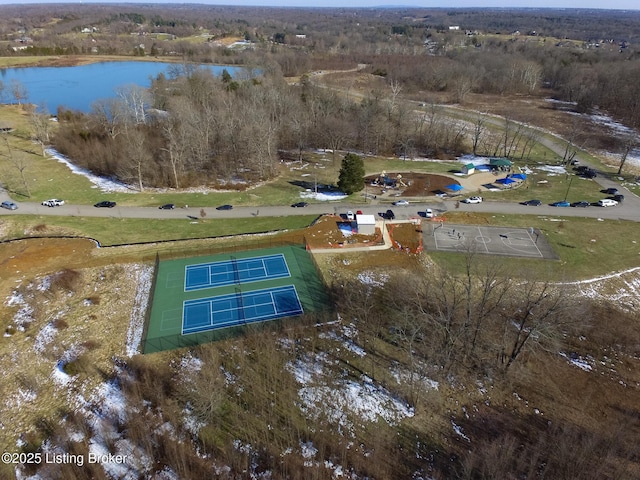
(496, 177), (516, 185)
(511, 173), (527, 180)
(445, 184), (463, 191)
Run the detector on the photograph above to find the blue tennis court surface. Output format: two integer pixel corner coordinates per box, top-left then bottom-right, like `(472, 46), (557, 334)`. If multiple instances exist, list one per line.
(185, 254), (290, 291)
(182, 285), (303, 334)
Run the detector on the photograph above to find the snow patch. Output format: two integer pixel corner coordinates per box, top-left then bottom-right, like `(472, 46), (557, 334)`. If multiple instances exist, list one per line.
(300, 190), (348, 201)
(46, 148), (136, 193)
(357, 271), (389, 287)
(125, 265), (153, 356)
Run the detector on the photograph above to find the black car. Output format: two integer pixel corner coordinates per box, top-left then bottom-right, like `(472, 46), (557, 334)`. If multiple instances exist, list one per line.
(159, 203), (175, 210)
(385, 209), (395, 220)
(94, 201), (116, 208)
(522, 199), (541, 206)
(604, 188), (619, 195)
(291, 202), (308, 208)
(612, 194), (624, 203)
(571, 201), (590, 208)
(584, 169), (597, 179)
(216, 204), (233, 210)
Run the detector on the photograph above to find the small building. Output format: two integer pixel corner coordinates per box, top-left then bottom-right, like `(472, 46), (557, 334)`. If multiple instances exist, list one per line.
(356, 214), (376, 235)
(489, 157), (513, 171)
(461, 163), (475, 175)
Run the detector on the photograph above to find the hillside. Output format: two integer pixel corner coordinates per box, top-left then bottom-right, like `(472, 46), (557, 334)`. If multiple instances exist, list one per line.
(1, 235), (639, 479)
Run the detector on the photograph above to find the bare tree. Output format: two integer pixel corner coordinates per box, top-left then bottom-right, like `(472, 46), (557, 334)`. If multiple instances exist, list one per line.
(90, 98), (124, 139)
(0, 132), (31, 197)
(161, 120), (186, 189)
(118, 129), (152, 191)
(617, 135), (637, 175)
(497, 280), (572, 371)
(115, 84), (151, 128)
(10, 79), (28, 106)
(471, 115), (487, 156)
(28, 105), (52, 156)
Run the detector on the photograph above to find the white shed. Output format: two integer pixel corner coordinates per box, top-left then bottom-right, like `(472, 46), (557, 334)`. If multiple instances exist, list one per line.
(356, 214), (376, 235)
(461, 163), (475, 175)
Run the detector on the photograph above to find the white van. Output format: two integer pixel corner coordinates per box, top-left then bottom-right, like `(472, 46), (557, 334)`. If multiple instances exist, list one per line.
(598, 199), (618, 207)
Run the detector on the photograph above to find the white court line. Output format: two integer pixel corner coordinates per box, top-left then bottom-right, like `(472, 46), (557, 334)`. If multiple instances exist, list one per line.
(524, 229), (544, 257)
(475, 226), (490, 253)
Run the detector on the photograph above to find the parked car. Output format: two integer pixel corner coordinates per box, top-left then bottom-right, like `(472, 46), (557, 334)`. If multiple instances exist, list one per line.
(41, 199), (64, 207)
(346, 211), (355, 220)
(522, 199), (541, 206)
(291, 202), (308, 208)
(604, 187), (619, 195)
(462, 196), (483, 204)
(385, 209), (395, 220)
(393, 200), (409, 206)
(571, 201), (590, 208)
(598, 198), (618, 207)
(215, 204), (233, 210)
(356, 210), (363, 215)
(551, 201), (570, 207)
(159, 203), (175, 210)
(1, 200), (18, 210)
(425, 208), (434, 218)
(94, 201), (116, 208)
(612, 194), (624, 203)
(584, 169), (597, 178)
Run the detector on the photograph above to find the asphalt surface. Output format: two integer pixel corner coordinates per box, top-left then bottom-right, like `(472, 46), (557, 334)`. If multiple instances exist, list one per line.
(1, 192), (639, 223)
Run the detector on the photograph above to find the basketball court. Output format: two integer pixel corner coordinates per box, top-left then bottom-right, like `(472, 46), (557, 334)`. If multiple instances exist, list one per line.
(422, 224), (558, 259)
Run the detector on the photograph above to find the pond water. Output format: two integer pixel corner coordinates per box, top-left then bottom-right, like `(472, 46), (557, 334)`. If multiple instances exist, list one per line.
(0, 61), (249, 114)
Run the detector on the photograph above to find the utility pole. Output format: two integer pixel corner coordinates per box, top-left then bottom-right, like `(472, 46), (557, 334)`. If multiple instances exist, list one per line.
(564, 174), (573, 201)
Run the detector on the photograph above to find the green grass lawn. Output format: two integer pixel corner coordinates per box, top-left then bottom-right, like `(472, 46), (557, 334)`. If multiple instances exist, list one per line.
(0, 215), (317, 246)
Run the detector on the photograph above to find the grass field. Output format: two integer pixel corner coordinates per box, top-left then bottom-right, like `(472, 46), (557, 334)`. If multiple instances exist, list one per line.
(0, 214), (317, 246)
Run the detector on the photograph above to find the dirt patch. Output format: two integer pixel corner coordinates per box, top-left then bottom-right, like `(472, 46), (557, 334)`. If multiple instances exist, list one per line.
(388, 222), (422, 253)
(366, 172), (460, 197)
(303, 215), (383, 249)
(0, 238), (98, 300)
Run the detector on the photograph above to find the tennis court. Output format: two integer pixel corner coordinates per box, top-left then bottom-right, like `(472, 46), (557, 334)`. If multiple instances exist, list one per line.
(144, 245), (329, 353)
(182, 285), (303, 334)
(185, 254), (290, 291)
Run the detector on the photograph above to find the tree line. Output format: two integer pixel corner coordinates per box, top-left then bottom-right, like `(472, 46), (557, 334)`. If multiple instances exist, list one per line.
(51, 66), (473, 190)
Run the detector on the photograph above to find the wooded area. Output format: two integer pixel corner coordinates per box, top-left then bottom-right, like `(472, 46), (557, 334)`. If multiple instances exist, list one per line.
(1, 5), (640, 188)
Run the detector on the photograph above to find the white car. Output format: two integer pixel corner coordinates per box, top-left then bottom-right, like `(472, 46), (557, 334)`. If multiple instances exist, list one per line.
(393, 200), (409, 206)
(425, 208), (434, 218)
(41, 199), (65, 207)
(462, 196), (483, 204)
(346, 211), (355, 220)
(598, 198), (618, 207)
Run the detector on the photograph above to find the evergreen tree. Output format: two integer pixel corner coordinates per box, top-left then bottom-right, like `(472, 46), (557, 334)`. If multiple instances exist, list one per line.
(337, 153), (365, 195)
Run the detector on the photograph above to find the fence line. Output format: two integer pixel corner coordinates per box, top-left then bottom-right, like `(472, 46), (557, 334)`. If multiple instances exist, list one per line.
(140, 252), (160, 354)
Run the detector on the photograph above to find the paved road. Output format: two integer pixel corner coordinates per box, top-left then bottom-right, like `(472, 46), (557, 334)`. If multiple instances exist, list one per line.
(1, 192), (638, 223)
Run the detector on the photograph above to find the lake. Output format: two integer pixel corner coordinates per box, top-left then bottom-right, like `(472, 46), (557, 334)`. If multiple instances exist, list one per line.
(0, 61), (250, 114)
